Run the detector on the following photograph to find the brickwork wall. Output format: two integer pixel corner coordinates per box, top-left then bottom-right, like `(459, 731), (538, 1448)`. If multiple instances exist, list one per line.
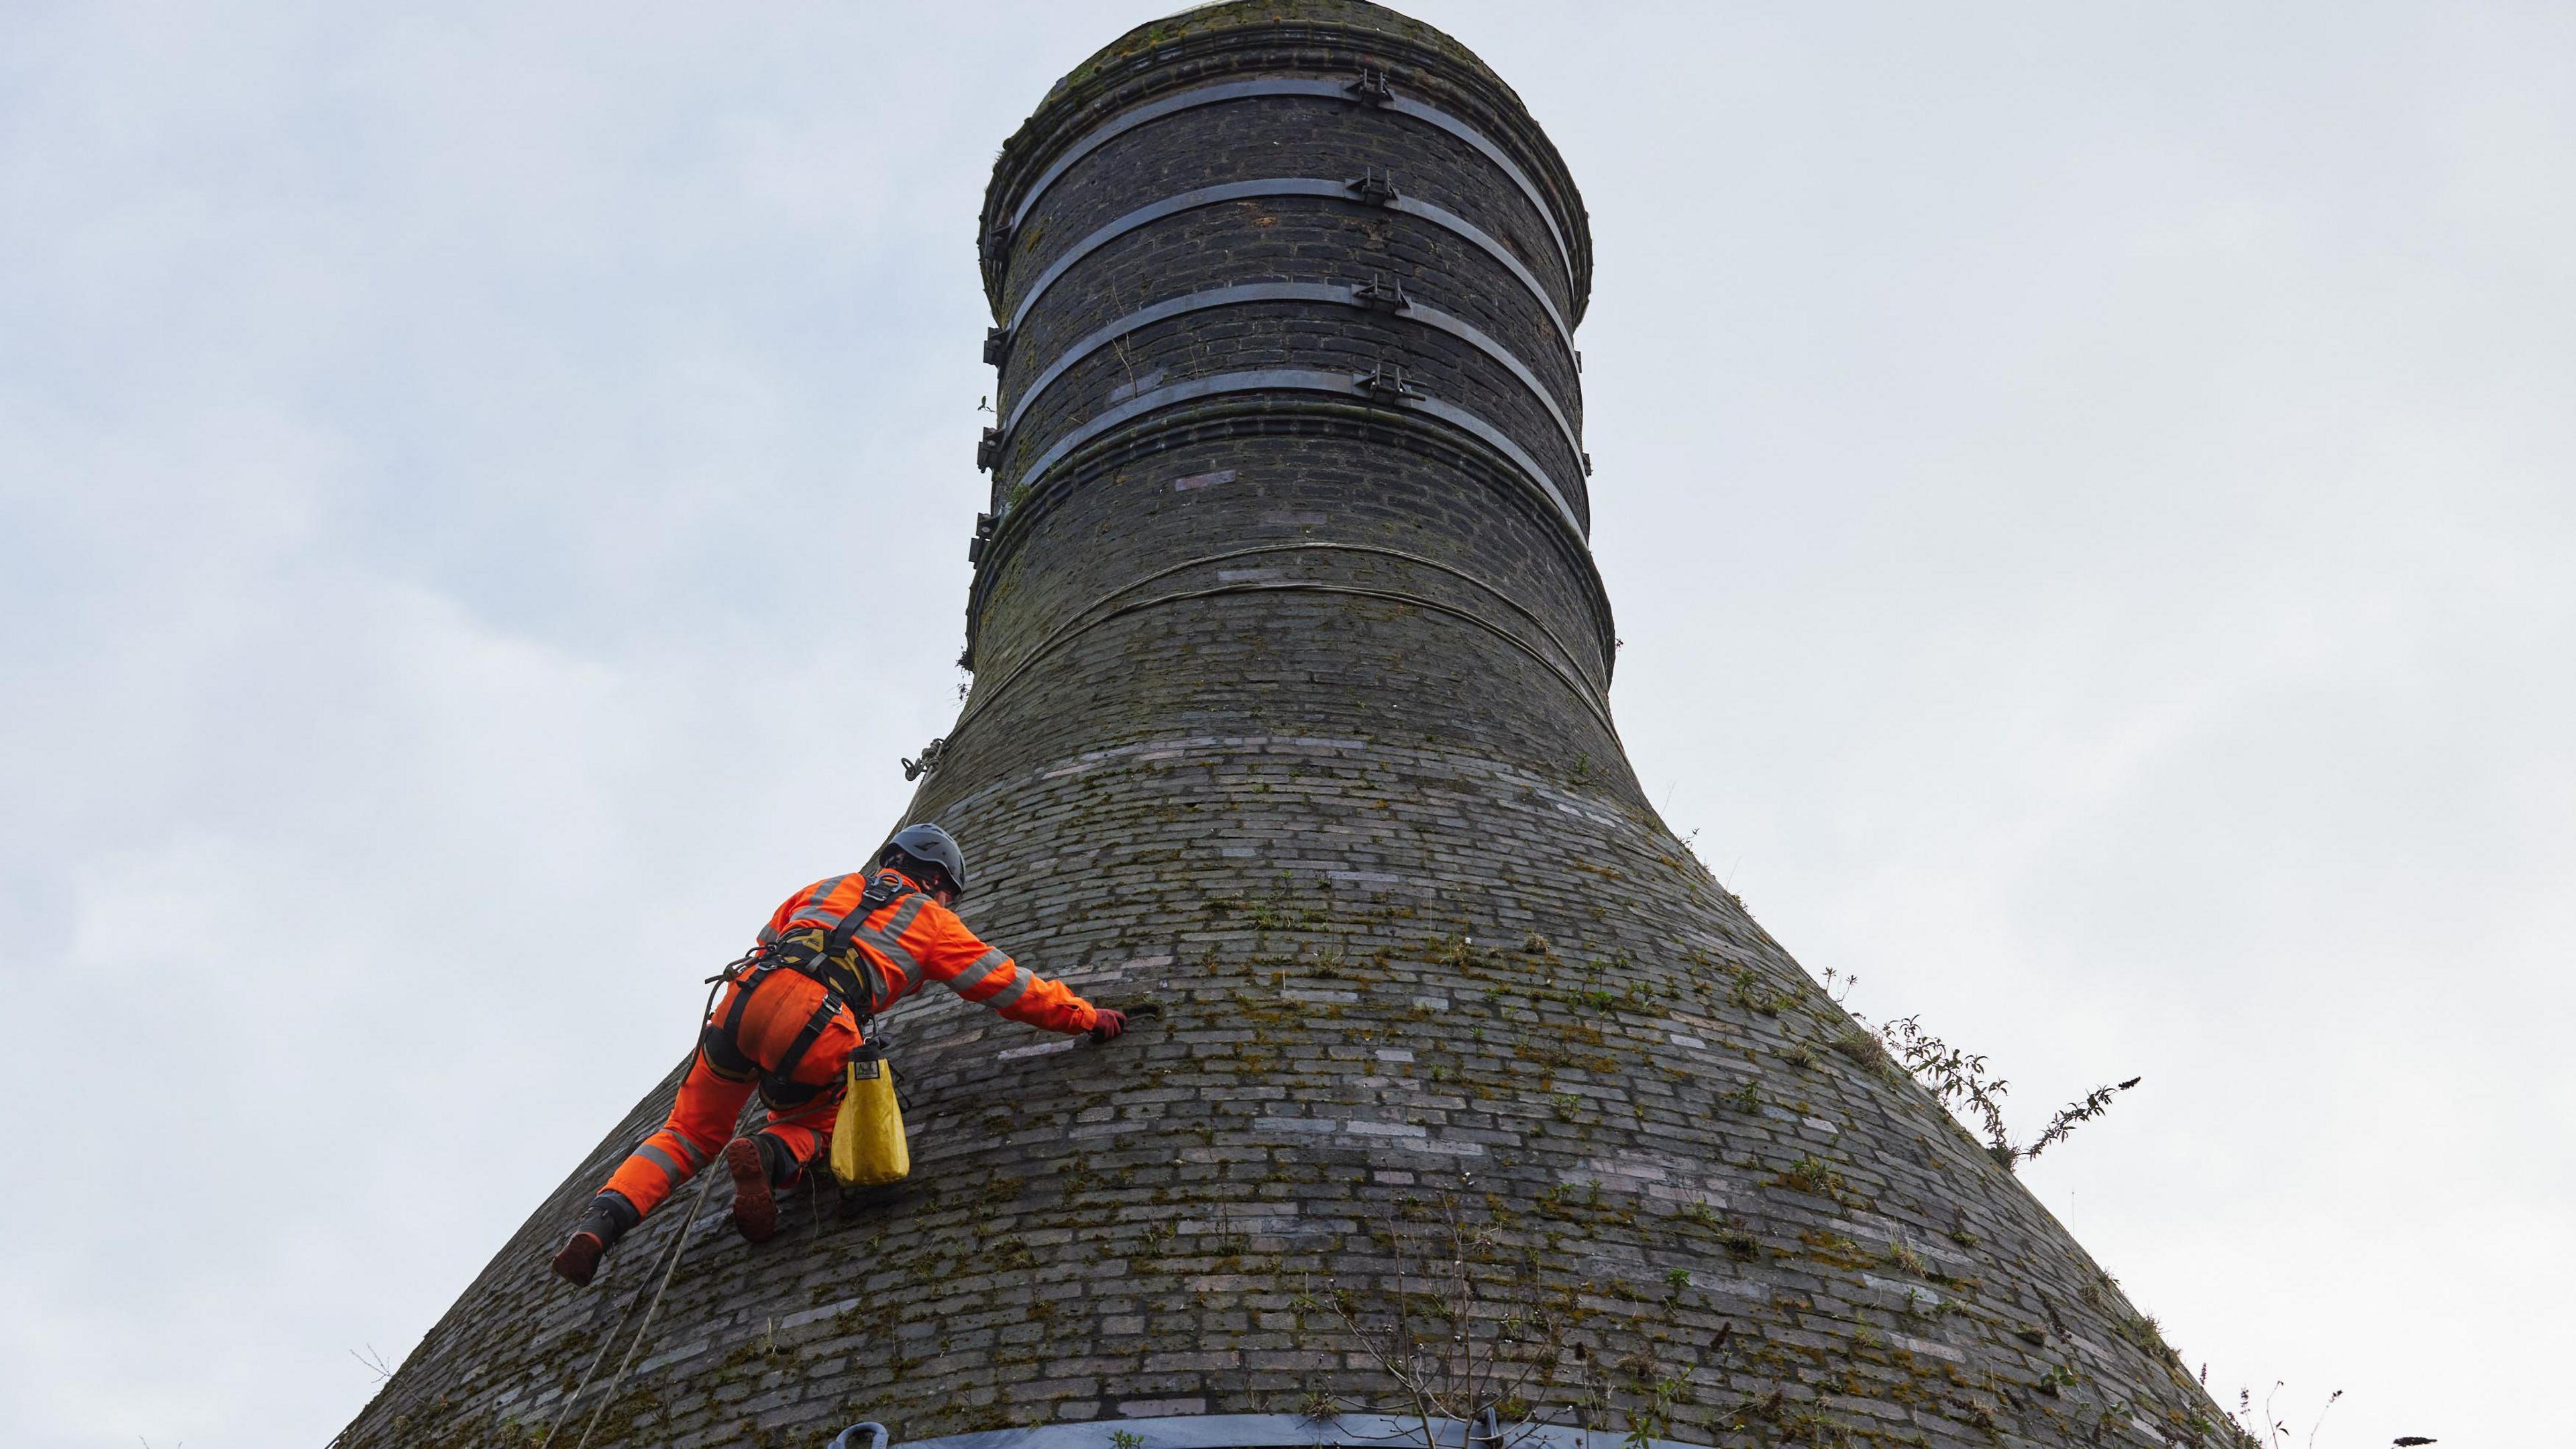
(994, 284), (1587, 518)
(995, 193), (1580, 433)
(339, 5), (2231, 1448)
(1004, 95), (1574, 329)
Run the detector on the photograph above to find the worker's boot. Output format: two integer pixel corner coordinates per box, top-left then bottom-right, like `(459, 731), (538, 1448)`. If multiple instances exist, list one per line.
(723, 1135), (788, 1244)
(549, 1191), (640, 1287)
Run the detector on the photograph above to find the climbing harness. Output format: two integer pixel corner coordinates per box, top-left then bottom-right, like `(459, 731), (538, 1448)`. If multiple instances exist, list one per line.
(700, 875), (916, 1106)
(698, 873), (921, 1186)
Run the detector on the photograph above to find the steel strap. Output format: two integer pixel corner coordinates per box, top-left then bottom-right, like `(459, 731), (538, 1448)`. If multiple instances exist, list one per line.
(1002, 366), (1587, 543)
(1004, 178), (1574, 350)
(998, 281), (1582, 471)
(1001, 76), (1575, 289)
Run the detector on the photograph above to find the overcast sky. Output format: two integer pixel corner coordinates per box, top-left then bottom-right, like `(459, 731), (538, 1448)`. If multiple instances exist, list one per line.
(3, 3), (2568, 1446)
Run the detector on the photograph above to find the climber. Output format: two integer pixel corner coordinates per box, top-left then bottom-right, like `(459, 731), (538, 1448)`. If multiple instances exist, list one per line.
(549, 823), (1125, 1286)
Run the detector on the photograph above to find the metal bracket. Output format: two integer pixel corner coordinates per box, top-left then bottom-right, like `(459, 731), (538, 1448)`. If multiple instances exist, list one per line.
(983, 327), (1010, 368)
(1350, 273), (1409, 313)
(1346, 68), (1396, 108)
(901, 738), (947, 782)
(1354, 361), (1423, 403)
(975, 427), (1002, 471)
(1345, 167), (1399, 207)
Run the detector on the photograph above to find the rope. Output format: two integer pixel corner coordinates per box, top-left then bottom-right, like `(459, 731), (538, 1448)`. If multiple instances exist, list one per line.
(536, 1161), (727, 1449)
(950, 542), (1616, 748)
(536, 1311), (625, 1449)
(531, 950), (806, 1449)
(537, 1103), (741, 1449)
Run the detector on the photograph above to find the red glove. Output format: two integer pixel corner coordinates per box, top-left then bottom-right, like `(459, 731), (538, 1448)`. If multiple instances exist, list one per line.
(1089, 1008), (1128, 1042)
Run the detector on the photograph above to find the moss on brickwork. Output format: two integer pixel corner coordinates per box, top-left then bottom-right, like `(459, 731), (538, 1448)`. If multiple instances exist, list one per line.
(1052, 2), (1491, 104)
(339, 6), (2229, 1448)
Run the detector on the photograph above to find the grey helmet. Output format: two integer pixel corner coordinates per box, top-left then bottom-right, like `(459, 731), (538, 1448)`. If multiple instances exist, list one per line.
(884, 822), (968, 896)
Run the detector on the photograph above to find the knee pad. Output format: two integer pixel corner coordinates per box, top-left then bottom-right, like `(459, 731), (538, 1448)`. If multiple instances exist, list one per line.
(700, 1023), (758, 1081)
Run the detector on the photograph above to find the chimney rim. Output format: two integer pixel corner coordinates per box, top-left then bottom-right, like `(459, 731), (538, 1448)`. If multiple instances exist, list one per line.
(979, 0), (1593, 328)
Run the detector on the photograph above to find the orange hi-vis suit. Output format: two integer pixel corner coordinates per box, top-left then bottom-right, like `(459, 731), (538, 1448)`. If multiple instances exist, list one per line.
(600, 865), (1100, 1219)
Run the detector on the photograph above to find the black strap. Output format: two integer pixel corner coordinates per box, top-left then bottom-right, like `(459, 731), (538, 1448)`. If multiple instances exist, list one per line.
(700, 1018), (759, 1080)
(762, 988), (846, 1106)
(718, 960), (777, 1041)
(816, 875), (911, 1010)
(696, 956), (780, 1082)
(708, 872), (920, 1105)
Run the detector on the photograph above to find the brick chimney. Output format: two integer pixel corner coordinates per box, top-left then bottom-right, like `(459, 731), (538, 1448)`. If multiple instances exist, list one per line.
(341, 7), (2229, 1447)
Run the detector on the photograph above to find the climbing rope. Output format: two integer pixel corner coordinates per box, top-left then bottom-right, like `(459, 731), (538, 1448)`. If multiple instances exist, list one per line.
(537, 1146), (729, 1449)
(537, 1307), (623, 1449)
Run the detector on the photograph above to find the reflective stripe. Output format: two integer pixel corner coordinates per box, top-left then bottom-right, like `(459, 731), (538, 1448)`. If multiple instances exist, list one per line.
(955, 948), (1013, 996)
(787, 873), (859, 932)
(635, 1141), (690, 1181)
(867, 894), (932, 955)
(1000, 76), (1576, 292)
(981, 967), (1036, 1012)
(666, 1134), (709, 1170)
(851, 894), (934, 995)
(1006, 367), (1587, 543)
(1004, 178), (1573, 352)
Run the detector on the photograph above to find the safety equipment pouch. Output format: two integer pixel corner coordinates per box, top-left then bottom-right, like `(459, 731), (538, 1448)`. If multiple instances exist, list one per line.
(828, 1044), (910, 1187)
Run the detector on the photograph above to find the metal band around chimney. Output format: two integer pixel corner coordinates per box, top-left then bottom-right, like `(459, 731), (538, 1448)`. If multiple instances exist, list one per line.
(1004, 178), (1575, 349)
(1000, 76), (1576, 287)
(999, 281), (1583, 468)
(1002, 366), (1587, 543)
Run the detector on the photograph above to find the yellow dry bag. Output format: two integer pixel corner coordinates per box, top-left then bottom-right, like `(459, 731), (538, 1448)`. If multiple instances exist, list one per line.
(828, 1044), (910, 1186)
